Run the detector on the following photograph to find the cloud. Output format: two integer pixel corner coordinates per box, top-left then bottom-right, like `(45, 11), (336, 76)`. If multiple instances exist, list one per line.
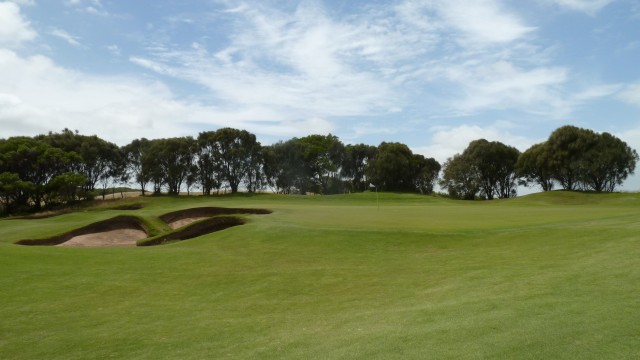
(50, 28), (81, 47)
(129, 0), (559, 127)
(619, 83), (640, 106)
(131, 1), (399, 123)
(106, 44), (120, 56)
(11, 0), (35, 5)
(64, 0), (109, 16)
(447, 61), (568, 115)
(414, 123), (540, 164)
(435, 0), (536, 44)
(0, 2), (36, 47)
(544, 0), (614, 15)
(0, 46), (340, 145)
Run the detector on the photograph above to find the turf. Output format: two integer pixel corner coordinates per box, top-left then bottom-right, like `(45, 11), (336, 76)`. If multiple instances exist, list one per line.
(0, 191), (638, 359)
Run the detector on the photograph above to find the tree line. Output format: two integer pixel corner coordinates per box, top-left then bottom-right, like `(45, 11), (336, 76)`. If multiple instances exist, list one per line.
(0, 125), (637, 214)
(439, 125), (638, 199)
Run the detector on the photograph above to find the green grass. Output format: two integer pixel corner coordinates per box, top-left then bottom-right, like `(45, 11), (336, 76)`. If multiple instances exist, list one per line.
(1, 191), (639, 359)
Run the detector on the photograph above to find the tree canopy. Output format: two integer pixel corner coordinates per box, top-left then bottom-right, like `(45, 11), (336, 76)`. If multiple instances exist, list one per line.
(0, 124), (636, 214)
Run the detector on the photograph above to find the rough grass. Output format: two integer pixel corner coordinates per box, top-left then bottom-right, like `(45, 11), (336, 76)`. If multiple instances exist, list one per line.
(0, 191), (639, 359)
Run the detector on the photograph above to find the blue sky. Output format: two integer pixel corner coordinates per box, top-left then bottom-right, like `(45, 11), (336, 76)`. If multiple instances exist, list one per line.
(1, 0), (640, 190)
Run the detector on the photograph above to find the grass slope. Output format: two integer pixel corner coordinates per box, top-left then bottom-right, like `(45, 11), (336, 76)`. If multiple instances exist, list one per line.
(0, 192), (639, 359)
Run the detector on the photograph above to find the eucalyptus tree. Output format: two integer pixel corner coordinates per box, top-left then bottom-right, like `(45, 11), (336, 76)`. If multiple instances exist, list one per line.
(196, 132), (221, 195)
(123, 138), (152, 196)
(368, 142), (416, 192)
(412, 154), (441, 195)
(516, 142), (555, 191)
(155, 137), (196, 195)
(198, 128), (261, 194)
(342, 144), (377, 192)
(146, 139), (167, 195)
(0, 172), (33, 214)
(546, 125), (597, 191)
(0, 136), (76, 210)
(543, 125), (637, 192)
(262, 140), (306, 194)
(439, 153), (480, 200)
(440, 139), (519, 200)
(38, 129), (120, 192)
(296, 134), (346, 194)
(45, 172), (88, 206)
(465, 139), (520, 199)
(580, 132), (638, 192)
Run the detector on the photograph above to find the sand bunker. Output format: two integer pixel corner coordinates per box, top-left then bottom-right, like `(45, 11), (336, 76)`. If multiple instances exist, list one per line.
(16, 216), (148, 247)
(16, 207), (272, 247)
(160, 207), (271, 229)
(56, 228), (147, 247)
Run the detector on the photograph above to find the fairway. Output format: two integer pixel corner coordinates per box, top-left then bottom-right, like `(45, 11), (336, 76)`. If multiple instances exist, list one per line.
(1, 192), (639, 359)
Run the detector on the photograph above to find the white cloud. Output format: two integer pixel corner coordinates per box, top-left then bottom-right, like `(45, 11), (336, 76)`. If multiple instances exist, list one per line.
(436, 0), (536, 44)
(0, 2), (36, 47)
(106, 44), (120, 56)
(131, 1), (399, 123)
(0, 47), (339, 145)
(544, 0), (614, 15)
(129, 0), (557, 129)
(50, 28), (81, 47)
(619, 83), (640, 106)
(64, 0), (108, 16)
(11, 0), (35, 5)
(448, 61), (567, 115)
(394, 0), (535, 45)
(414, 123), (540, 164)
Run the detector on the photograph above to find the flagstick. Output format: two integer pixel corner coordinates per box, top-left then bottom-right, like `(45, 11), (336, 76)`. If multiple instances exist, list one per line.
(376, 185), (379, 210)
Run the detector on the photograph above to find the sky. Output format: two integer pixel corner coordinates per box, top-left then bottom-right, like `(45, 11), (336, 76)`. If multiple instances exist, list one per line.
(1, 0), (640, 191)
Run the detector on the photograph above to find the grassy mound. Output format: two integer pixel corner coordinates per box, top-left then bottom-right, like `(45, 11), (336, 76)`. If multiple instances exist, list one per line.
(159, 206), (271, 225)
(138, 216), (246, 246)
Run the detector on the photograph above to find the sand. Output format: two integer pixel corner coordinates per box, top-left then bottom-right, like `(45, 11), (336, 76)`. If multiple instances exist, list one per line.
(167, 217), (209, 229)
(56, 228), (148, 247)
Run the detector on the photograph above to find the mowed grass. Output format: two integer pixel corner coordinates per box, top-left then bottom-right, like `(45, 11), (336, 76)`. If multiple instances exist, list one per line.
(0, 191), (639, 359)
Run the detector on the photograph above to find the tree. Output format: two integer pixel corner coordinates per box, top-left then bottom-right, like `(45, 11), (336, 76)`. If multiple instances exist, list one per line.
(262, 140), (306, 194)
(145, 139), (167, 195)
(439, 139), (519, 200)
(196, 132), (222, 195)
(542, 125), (638, 192)
(412, 155), (441, 195)
(297, 134), (346, 194)
(38, 129), (120, 191)
(0, 172), (34, 214)
(156, 137), (196, 195)
(342, 144), (377, 192)
(243, 145), (265, 193)
(123, 138), (152, 196)
(439, 153), (480, 200)
(198, 128), (261, 193)
(546, 125), (597, 190)
(46, 172), (88, 206)
(368, 142), (415, 192)
(98, 147), (126, 200)
(581, 132), (638, 192)
(516, 143), (555, 191)
(0, 136), (76, 210)
(465, 139), (520, 199)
